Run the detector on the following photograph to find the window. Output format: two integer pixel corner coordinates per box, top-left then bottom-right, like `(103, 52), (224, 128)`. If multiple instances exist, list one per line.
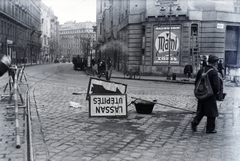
(100, 23), (102, 35)
(225, 26), (238, 65)
(225, 51), (237, 65)
(12, 6), (14, 16)
(10, 24), (12, 36)
(15, 7), (18, 18)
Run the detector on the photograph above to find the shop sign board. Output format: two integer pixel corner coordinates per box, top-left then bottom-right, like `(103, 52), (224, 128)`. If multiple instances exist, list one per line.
(89, 94), (127, 117)
(153, 25), (181, 65)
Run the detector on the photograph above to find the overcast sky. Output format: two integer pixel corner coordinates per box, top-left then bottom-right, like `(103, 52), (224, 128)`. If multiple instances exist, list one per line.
(42, 0), (96, 24)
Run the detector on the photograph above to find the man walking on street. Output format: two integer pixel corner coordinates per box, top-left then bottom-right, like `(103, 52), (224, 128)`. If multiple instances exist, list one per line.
(191, 55), (220, 134)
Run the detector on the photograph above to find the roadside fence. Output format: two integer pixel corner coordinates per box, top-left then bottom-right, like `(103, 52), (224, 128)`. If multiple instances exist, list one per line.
(0, 65), (28, 148)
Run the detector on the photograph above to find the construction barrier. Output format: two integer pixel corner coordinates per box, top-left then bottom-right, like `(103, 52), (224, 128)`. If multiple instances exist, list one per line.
(17, 65), (28, 86)
(1, 70), (14, 100)
(12, 67), (21, 148)
(1, 65), (27, 148)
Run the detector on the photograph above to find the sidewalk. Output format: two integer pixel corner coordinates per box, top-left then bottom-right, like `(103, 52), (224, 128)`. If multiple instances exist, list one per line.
(18, 63), (239, 86)
(110, 70), (238, 87)
(111, 70), (195, 84)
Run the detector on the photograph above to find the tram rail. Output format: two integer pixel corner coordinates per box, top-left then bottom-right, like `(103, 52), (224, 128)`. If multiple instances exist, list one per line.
(0, 64), (72, 161)
(24, 64), (71, 161)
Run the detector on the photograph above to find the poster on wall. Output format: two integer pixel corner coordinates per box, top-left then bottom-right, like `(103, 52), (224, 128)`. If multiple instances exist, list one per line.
(153, 25), (181, 65)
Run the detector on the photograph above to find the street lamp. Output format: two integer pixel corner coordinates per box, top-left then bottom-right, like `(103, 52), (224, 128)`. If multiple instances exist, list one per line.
(160, 4), (181, 80)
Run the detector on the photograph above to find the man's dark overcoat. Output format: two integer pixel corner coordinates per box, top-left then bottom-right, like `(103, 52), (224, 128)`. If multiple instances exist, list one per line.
(195, 65), (220, 117)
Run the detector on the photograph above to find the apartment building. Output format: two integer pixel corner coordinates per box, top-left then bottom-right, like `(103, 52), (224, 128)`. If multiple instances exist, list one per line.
(0, 0), (42, 64)
(40, 2), (59, 63)
(96, 0), (240, 77)
(59, 21), (96, 62)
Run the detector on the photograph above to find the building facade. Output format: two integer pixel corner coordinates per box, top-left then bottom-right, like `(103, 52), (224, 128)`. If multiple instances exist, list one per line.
(59, 21), (96, 63)
(96, 0), (240, 77)
(40, 2), (59, 63)
(0, 0), (42, 64)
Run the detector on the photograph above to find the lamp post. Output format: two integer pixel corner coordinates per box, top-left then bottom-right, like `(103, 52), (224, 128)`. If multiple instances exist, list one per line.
(160, 4), (181, 80)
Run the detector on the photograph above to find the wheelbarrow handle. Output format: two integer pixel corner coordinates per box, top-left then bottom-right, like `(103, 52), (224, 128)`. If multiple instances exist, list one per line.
(130, 96), (195, 113)
(127, 98), (138, 107)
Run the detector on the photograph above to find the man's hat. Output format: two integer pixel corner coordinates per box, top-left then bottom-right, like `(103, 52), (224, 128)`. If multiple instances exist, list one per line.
(208, 55), (219, 63)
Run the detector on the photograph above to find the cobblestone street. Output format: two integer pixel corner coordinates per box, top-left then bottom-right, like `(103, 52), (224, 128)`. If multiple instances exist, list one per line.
(30, 83), (240, 161)
(0, 64), (240, 161)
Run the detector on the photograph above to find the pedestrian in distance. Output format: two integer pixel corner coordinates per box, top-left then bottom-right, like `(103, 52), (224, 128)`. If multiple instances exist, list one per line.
(97, 60), (106, 78)
(76, 55), (81, 62)
(218, 59), (225, 78)
(105, 57), (113, 80)
(191, 54), (220, 134)
(106, 56), (112, 70)
(184, 64), (193, 79)
(91, 59), (95, 67)
(201, 56), (207, 67)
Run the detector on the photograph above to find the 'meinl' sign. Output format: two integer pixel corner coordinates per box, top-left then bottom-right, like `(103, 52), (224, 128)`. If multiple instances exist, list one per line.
(89, 94), (127, 117)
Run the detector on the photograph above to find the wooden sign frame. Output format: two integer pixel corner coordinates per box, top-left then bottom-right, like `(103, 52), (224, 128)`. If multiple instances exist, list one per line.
(86, 77), (127, 100)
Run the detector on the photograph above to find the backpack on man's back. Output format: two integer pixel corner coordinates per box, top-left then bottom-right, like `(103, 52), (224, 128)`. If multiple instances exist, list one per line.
(194, 67), (214, 100)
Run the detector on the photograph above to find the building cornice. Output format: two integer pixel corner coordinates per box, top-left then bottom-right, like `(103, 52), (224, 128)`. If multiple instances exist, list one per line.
(0, 11), (29, 29)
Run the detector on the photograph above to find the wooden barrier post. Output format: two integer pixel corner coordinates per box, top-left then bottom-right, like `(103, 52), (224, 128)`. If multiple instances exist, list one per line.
(18, 65), (28, 86)
(12, 66), (21, 148)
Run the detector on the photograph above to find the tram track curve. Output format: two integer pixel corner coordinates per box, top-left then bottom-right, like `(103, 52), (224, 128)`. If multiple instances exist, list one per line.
(23, 64), (75, 161)
(10, 63), (197, 161)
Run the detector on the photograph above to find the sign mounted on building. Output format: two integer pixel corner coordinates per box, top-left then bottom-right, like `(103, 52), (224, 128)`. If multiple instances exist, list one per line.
(217, 23), (224, 29)
(155, 0), (179, 6)
(89, 94), (127, 117)
(153, 25), (181, 65)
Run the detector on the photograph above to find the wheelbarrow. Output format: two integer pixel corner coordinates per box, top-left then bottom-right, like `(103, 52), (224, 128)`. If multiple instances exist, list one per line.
(129, 97), (196, 114)
(129, 97), (157, 114)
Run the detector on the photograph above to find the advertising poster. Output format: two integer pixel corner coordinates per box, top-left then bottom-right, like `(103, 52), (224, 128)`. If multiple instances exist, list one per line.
(153, 25), (181, 65)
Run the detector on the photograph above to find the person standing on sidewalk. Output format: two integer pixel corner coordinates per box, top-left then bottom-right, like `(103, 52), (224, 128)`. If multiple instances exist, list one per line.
(218, 59), (225, 78)
(106, 57), (112, 70)
(191, 55), (220, 134)
(184, 64), (193, 79)
(106, 57), (112, 80)
(201, 56), (207, 67)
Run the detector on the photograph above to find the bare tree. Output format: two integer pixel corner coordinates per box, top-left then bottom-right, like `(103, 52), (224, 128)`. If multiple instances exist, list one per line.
(49, 38), (59, 62)
(79, 32), (95, 59)
(14, 28), (28, 65)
